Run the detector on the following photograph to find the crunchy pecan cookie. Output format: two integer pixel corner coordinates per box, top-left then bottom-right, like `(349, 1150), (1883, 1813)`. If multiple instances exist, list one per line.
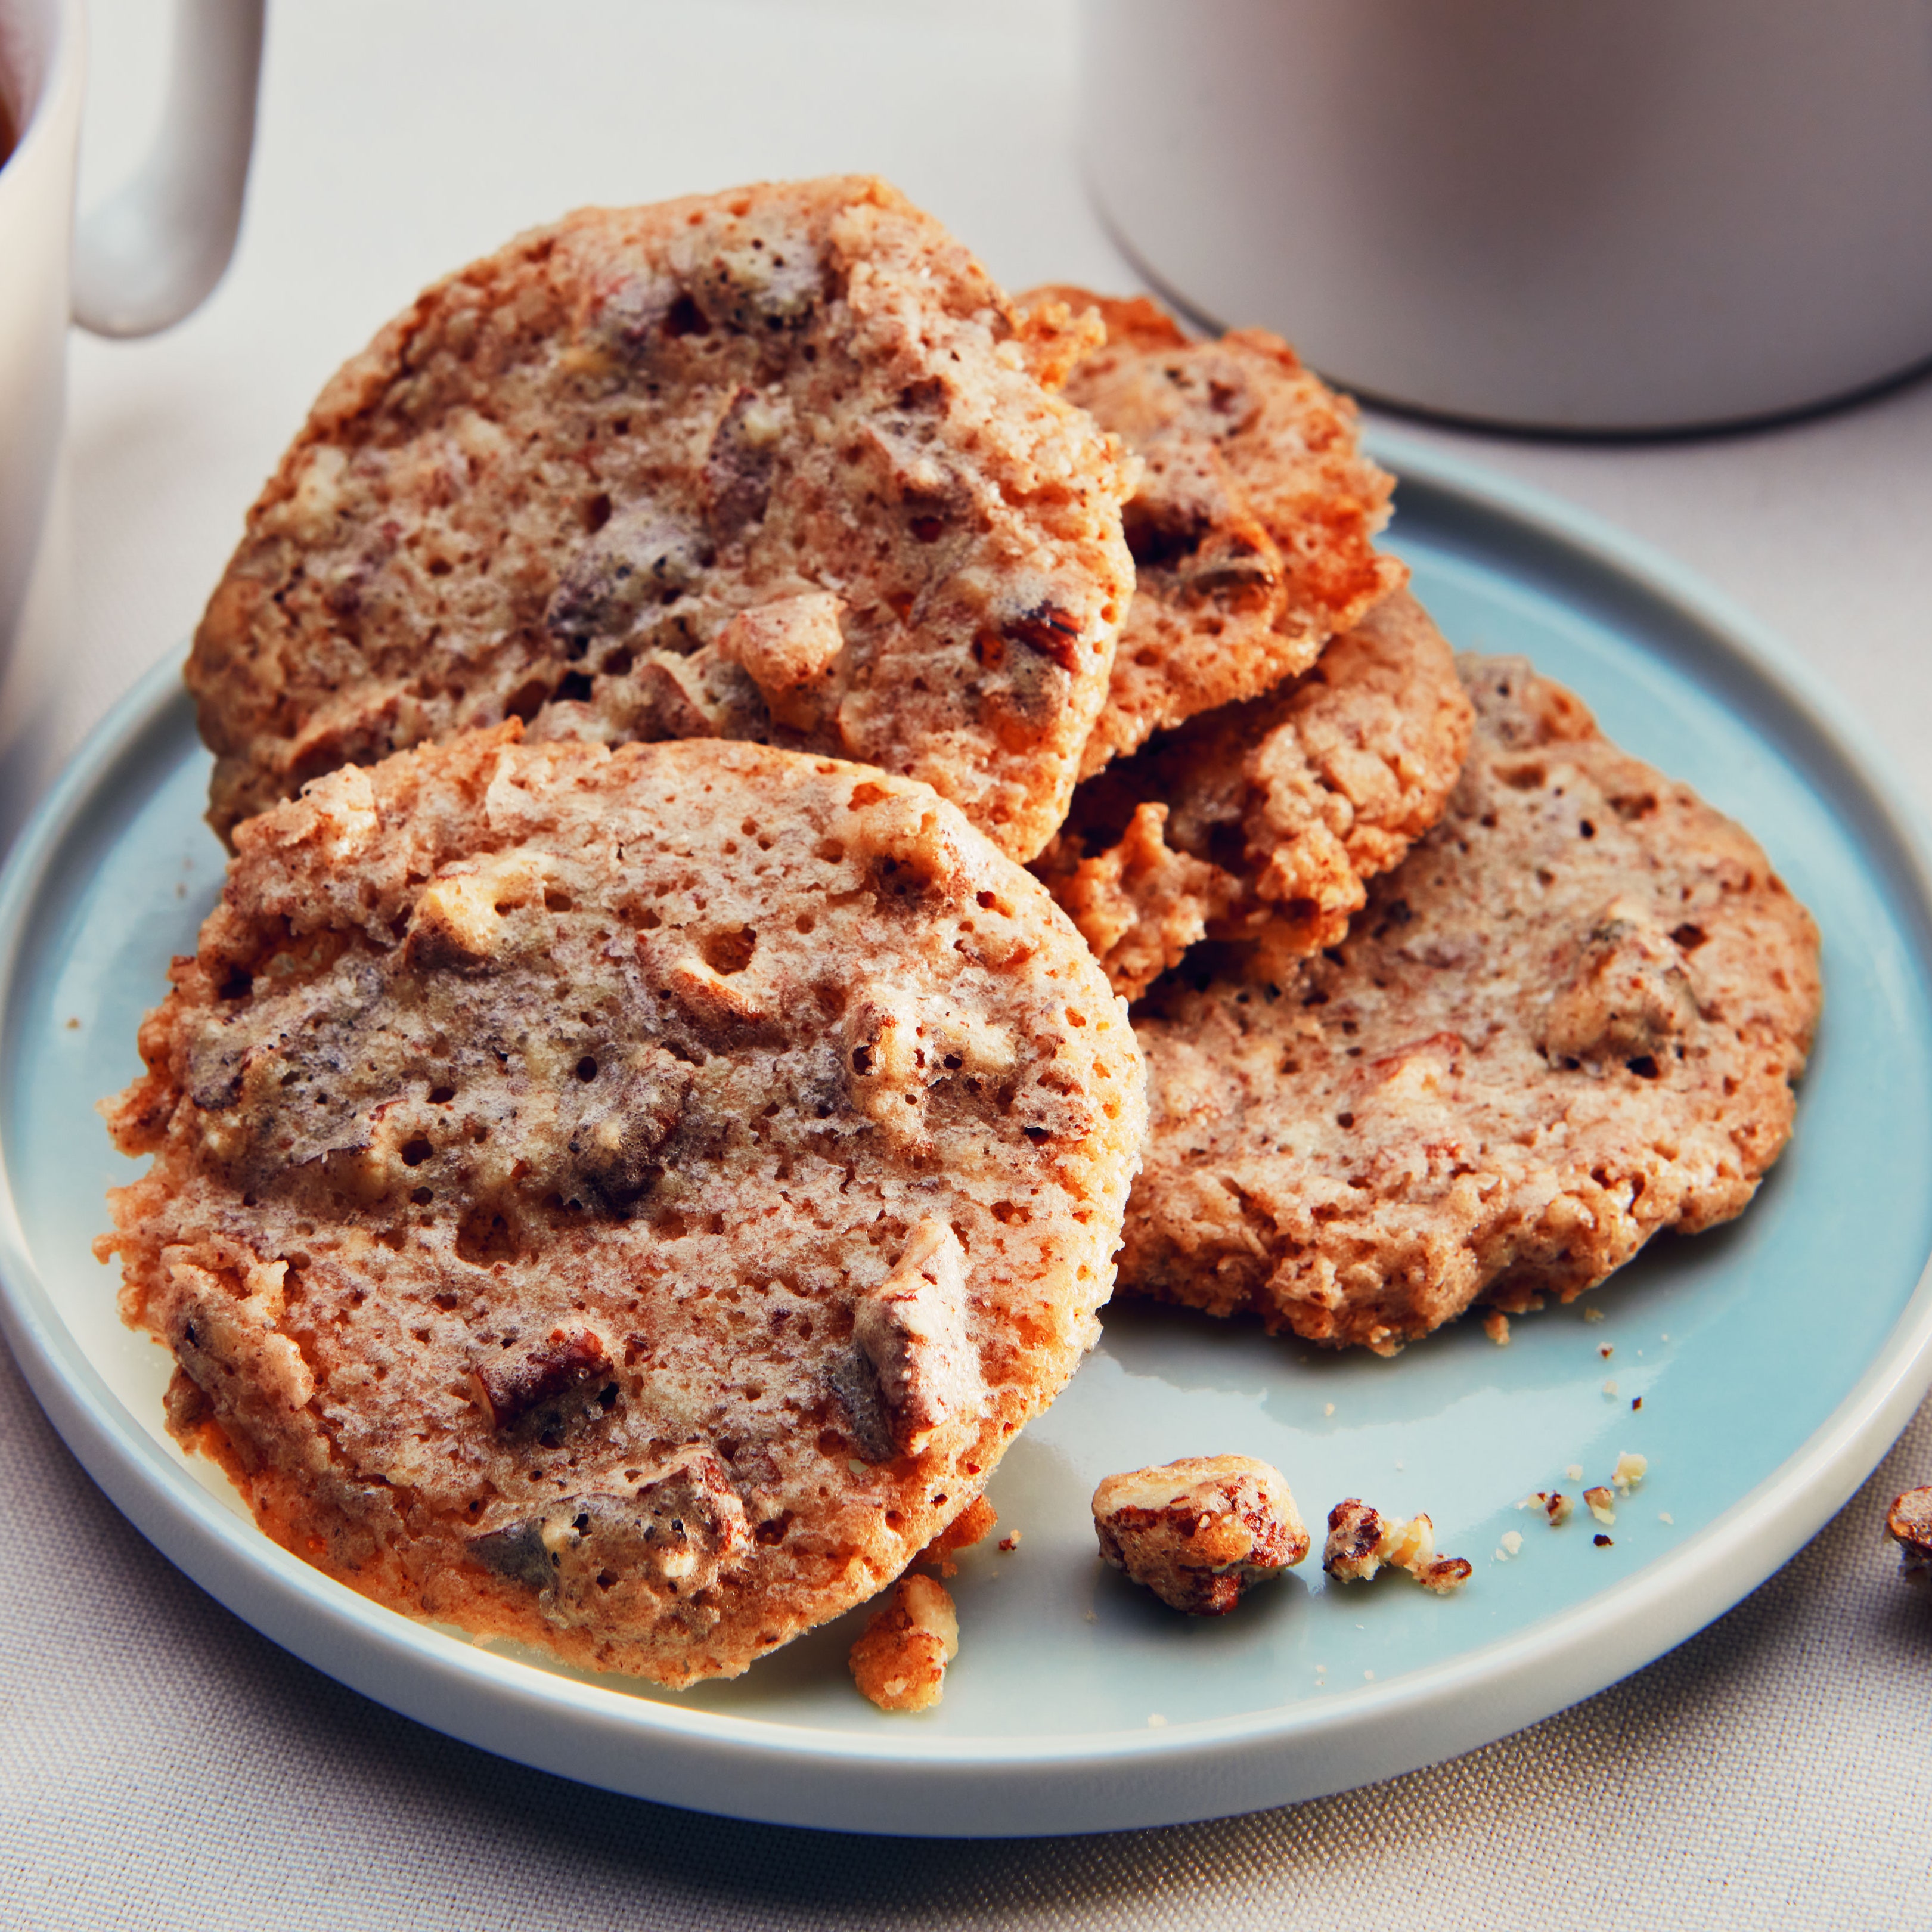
(1019, 287), (1404, 779)
(97, 729), (1145, 1685)
(190, 179), (1137, 863)
(1032, 588), (1471, 1001)
(1124, 655), (1821, 1353)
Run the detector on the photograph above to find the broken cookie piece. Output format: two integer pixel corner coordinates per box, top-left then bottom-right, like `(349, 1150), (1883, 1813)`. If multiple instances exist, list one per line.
(1888, 1486), (1932, 1584)
(1322, 1498), (1471, 1595)
(1093, 1453), (1309, 1615)
(849, 1573), (959, 1711)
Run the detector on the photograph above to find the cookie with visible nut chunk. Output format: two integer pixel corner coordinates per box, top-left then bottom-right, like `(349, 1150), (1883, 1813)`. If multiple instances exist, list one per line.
(1124, 655), (1821, 1352)
(1092, 1453), (1308, 1614)
(1033, 588), (1472, 1001)
(190, 179), (1137, 863)
(96, 729), (1145, 1686)
(849, 1573), (959, 1711)
(1018, 287), (1405, 780)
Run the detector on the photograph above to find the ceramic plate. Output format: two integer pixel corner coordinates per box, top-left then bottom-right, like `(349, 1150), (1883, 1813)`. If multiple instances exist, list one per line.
(4, 436), (1931, 1837)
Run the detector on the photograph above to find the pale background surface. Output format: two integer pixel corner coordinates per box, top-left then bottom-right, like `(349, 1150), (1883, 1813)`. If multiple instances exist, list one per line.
(4, 2), (1930, 1922)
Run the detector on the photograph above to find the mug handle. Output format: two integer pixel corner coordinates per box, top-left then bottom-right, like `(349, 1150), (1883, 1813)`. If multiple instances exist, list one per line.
(70, 0), (265, 339)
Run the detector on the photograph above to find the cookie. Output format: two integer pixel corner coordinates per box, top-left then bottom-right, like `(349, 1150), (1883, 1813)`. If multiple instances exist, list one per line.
(189, 179), (1137, 863)
(1032, 587), (1472, 1001)
(97, 728), (1145, 1685)
(1019, 287), (1405, 779)
(1123, 655), (1821, 1353)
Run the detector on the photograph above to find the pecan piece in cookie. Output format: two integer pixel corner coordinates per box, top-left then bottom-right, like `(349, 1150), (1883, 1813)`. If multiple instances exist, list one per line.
(1093, 1453), (1308, 1614)
(851, 1220), (984, 1459)
(470, 1326), (615, 1432)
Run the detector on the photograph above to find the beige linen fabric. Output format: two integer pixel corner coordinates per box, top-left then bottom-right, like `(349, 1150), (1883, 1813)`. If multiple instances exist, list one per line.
(2, 1331), (1928, 1930)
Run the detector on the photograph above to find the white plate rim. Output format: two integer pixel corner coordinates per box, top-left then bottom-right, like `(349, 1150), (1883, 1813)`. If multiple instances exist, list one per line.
(2, 433), (1930, 1836)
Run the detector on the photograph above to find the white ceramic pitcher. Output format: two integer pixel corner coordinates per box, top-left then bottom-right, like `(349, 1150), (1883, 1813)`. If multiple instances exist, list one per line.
(0, 0), (262, 654)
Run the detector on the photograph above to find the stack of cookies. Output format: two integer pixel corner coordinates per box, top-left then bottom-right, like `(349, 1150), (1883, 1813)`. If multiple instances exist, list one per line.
(96, 176), (1820, 1690)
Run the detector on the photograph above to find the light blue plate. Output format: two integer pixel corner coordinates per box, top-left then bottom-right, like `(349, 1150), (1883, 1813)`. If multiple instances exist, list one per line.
(3, 435), (1930, 1836)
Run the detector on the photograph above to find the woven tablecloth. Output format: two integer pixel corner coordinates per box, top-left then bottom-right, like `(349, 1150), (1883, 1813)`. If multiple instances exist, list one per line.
(4, 4), (1929, 1923)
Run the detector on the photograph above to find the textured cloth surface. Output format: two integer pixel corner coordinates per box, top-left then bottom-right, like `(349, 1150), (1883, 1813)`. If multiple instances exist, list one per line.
(5, 2), (1932, 1925)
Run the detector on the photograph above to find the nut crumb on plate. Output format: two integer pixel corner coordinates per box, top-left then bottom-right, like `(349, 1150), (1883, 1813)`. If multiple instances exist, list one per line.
(1093, 1455), (1308, 1615)
(1887, 1486), (1932, 1582)
(1612, 1450), (1649, 1491)
(1584, 1486), (1617, 1525)
(1323, 1499), (1472, 1595)
(849, 1574), (959, 1712)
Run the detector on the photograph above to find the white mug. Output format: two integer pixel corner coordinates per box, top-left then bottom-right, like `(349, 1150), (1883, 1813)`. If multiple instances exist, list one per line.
(1084, 0), (1932, 433)
(0, 0), (262, 658)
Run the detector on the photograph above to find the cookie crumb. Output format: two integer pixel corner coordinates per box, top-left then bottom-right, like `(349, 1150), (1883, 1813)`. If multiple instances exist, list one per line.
(1484, 1311), (1511, 1346)
(63, 1016), (80, 1031)
(1598, 1344), (1613, 1359)
(1323, 1403), (1335, 1418)
(1658, 1511), (1675, 1525)
(1594, 1533), (1614, 1548)
(1148, 1713), (1168, 1728)
(1584, 1486), (1615, 1525)
(1566, 1463), (1584, 1482)
(1500, 1530), (1524, 1556)
(1631, 1397), (1643, 1410)
(1583, 1307), (1606, 1324)
(1324, 1498), (1472, 1594)
(1887, 1486), (1932, 1582)
(1542, 1492), (1574, 1527)
(1602, 1379), (1618, 1397)
(998, 1532), (1022, 1553)
(1094, 1455), (1307, 1614)
(849, 1574), (959, 1713)
(1612, 1451), (1648, 1491)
